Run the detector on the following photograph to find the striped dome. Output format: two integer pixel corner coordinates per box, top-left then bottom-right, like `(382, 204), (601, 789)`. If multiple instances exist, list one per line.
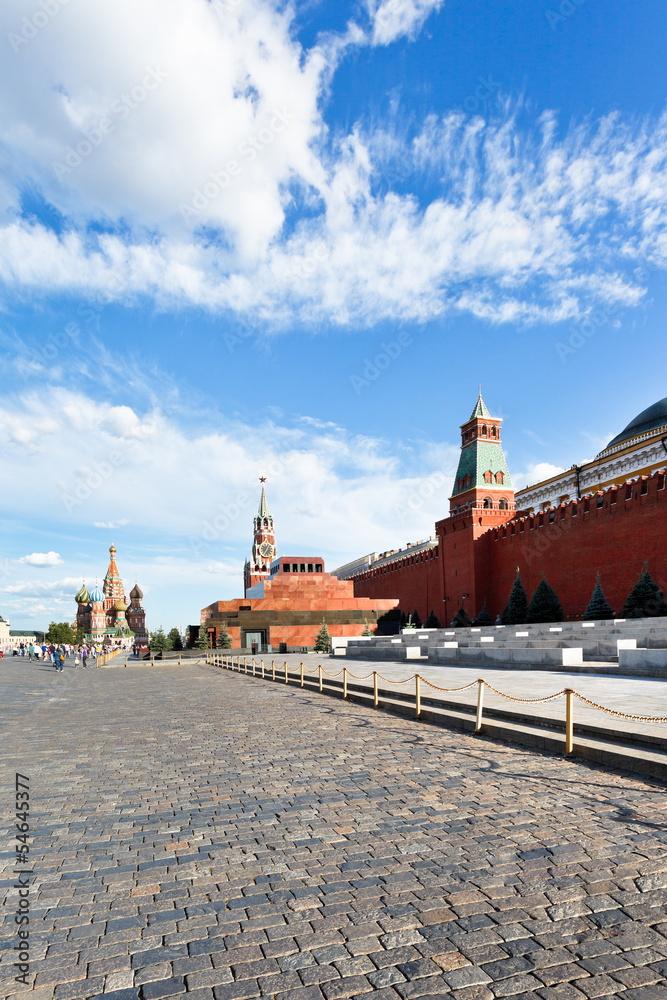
(90, 585), (104, 603)
(75, 583), (90, 604)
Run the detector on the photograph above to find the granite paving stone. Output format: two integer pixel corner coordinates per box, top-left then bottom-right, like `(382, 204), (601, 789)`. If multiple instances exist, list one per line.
(1, 659), (667, 1000)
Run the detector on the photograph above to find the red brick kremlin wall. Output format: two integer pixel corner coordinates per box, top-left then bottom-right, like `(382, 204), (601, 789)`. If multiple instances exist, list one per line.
(351, 545), (444, 621)
(352, 472), (667, 621)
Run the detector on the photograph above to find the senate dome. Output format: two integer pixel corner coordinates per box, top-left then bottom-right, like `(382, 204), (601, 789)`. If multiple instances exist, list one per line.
(602, 397), (667, 454)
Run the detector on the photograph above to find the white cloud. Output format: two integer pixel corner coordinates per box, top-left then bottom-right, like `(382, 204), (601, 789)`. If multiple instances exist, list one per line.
(0, 387), (455, 561)
(94, 520), (129, 528)
(18, 551), (63, 567)
(367, 0), (445, 45)
(512, 462), (565, 492)
(0, 2), (665, 328)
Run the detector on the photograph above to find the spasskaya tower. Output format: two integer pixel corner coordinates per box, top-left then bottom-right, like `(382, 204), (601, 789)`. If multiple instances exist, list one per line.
(243, 479), (277, 596)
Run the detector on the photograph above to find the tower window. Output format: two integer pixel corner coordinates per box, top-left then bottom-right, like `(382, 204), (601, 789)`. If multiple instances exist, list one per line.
(483, 497), (492, 508)
(484, 470), (493, 484)
(495, 471), (504, 484)
(499, 498), (508, 510)
(464, 474), (472, 488)
(482, 425), (487, 436)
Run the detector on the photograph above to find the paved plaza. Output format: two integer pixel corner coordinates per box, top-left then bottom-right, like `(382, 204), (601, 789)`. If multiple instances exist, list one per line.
(1, 658), (667, 1000)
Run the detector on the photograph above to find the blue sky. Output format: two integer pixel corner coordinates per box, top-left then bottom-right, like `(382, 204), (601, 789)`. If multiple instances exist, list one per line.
(1, 0), (666, 632)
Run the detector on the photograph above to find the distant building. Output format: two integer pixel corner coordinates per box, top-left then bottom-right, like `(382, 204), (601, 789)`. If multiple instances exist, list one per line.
(0, 613), (11, 648)
(74, 544), (148, 645)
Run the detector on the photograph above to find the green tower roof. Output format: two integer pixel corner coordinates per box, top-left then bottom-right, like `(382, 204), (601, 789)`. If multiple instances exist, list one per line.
(469, 391), (491, 421)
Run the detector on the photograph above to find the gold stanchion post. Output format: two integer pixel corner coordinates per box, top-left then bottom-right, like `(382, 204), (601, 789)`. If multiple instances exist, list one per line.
(415, 675), (421, 718)
(261, 659), (265, 679)
(475, 679), (484, 732)
(300, 663), (304, 687)
(343, 667), (348, 699)
(284, 661), (289, 684)
(565, 689), (574, 755)
(373, 671), (378, 708)
(272, 660), (276, 681)
(252, 658), (256, 676)
(318, 665), (323, 693)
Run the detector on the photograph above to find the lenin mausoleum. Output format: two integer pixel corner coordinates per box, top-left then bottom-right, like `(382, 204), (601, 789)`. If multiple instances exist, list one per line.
(334, 392), (667, 624)
(200, 484), (398, 650)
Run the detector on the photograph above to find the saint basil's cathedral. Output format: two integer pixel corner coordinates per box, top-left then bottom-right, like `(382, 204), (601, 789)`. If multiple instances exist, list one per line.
(74, 544), (148, 645)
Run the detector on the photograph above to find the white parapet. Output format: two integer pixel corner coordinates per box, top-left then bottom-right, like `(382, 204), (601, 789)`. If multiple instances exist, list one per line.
(561, 648), (584, 665)
(549, 627), (563, 632)
(441, 641), (459, 648)
(582, 622), (596, 628)
(405, 646), (422, 659)
(515, 631), (529, 637)
(619, 648), (667, 670)
(480, 637), (494, 643)
(617, 639), (638, 651)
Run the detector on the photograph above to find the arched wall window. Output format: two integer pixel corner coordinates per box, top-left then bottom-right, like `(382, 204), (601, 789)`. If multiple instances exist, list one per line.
(483, 497), (492, 509)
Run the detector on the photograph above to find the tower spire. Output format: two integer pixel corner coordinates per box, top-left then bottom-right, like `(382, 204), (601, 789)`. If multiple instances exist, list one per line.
(258, 478), (270, 517)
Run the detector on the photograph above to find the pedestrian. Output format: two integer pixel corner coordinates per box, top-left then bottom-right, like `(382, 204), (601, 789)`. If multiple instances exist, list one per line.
(495, 614), (503, 625)
(57, 647), (65, 672)
(74, 649), (80, 668)
(41, 643), (47, 660)
(49, 643), (57, 668)
(28, 643), (36, 661)
(82, 647), (88, 669)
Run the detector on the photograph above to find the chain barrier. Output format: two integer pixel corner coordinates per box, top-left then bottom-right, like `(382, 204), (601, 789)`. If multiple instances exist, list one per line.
(421, 678), (478, 694)
(482, 681), (568, 705)
(212, 654), (666, 754)
(573, 691), (667, 723)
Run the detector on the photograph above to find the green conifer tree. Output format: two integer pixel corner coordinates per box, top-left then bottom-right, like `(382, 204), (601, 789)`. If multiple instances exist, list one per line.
(149, 626), (170, 652)
(501, 571), (528, 625)
(583, 574), (615, 621)
(361, 618), (374, 636)
(621, 564), (667, 618)
(424, 609), (441, 628)
(411, 608), (422, 628)
(474, 600), (493, 626)
(526, 576), (564, 624)
(403, 613), (415, 630)
(314, 619), (331, 652)
(216, 621), (233, 648)
(452, 606), (472, 628)
(194, 624), (211, 650)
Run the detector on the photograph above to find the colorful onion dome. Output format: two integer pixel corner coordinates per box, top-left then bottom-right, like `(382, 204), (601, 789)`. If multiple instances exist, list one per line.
(90, 585), (104, 603)
(115, 599), (128, 612)
(130, 583), (143, 600)
(75, 583), (90, 604)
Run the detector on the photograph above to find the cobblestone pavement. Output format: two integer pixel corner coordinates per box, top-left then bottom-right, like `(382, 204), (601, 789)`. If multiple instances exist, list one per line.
(1, 659), (667, 1000)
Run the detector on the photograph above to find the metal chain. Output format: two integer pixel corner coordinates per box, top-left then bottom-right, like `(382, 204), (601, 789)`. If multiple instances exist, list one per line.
(376, 673), (413, 685)
(482, 681), (567, 704)
(420, 678), (478, 693)
(573, 691), (667, 723)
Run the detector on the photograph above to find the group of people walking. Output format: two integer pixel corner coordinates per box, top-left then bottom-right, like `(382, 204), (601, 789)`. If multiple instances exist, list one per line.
(24, 642), (101, 670)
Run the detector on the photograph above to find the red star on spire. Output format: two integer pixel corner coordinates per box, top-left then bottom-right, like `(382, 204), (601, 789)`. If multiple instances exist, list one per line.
(259, 476), (267, 482)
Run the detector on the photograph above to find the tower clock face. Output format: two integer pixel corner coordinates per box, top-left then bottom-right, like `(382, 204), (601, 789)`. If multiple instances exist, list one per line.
(259, 542), (273, 558)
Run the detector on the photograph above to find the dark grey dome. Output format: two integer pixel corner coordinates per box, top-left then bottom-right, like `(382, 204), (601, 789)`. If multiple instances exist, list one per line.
(605, 397), (667, 450)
